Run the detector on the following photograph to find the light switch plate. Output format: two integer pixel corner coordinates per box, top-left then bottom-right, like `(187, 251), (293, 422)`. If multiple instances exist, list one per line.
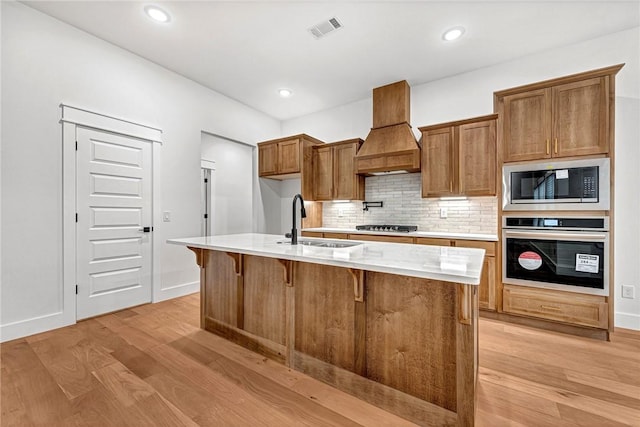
(440, 208), (448, 219)
(622, 285), (635, 299)
(163, 211), (171, 222)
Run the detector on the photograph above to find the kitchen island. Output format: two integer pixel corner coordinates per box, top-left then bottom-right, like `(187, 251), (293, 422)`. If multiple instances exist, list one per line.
(169, 233), (484, 427)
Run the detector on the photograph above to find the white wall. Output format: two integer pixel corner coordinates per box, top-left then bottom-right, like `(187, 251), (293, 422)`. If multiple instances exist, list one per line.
(201, 133), (254, 235)
(613, 96), (640, 329)
(0, 2), (281, 341)
(256, 175), (282, 235)
(283, 27), (640, 329)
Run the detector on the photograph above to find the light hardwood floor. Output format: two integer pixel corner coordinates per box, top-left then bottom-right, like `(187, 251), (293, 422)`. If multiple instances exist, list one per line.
(2, 293), (639, 426)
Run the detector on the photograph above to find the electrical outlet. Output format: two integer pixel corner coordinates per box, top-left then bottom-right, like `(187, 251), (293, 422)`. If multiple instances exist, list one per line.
(338, 209), (344, 217)
(163, 211), (171, 222)
(440, 208), (448, 219)
(622, 285), (635, 299)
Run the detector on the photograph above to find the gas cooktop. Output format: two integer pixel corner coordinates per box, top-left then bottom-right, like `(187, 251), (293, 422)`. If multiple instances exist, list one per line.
(355, 225), (418, 233)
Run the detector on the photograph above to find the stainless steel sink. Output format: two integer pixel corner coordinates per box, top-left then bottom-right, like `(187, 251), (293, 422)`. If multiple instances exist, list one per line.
(278, 239), (363, 258)
(278, 239), (362, 249)
(301, 240), (362, 249)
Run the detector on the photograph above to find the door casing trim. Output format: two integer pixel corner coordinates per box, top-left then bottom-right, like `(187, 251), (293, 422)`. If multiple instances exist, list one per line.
(61, 104), (163, 323)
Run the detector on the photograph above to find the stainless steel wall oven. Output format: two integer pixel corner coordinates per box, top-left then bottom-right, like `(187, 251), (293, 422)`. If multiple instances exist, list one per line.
(502, 216), (609, 296)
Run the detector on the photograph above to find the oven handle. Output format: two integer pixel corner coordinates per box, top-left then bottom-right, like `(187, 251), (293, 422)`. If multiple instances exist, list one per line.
(503, 230), (607, 242)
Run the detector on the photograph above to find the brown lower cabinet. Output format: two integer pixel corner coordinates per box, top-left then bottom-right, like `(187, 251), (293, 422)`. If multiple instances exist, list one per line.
(503, 285), (608, 329)
(416, 238), (496, 312)
(301, 231), (497, 311)
(300, 231), (608, 335)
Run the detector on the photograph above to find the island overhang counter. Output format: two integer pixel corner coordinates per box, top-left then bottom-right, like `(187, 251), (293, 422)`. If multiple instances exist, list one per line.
(169, 233), (484, 427)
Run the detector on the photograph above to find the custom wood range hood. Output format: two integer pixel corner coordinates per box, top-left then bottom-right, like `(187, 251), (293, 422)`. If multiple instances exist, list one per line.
(355, 80), (421, 175)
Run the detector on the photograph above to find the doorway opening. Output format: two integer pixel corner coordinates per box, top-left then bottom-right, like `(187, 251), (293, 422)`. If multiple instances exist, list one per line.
(200, 132), (254, 235)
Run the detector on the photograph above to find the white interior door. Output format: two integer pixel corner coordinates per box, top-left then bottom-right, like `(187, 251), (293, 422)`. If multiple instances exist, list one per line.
(76, 127), (152, 320)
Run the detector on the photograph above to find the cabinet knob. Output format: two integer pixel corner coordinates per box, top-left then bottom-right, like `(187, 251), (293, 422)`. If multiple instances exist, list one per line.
(554, 138), (558, 154)
(546, 139), (550, 155)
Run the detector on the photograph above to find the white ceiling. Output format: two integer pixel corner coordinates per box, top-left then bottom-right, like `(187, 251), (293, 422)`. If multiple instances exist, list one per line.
(23, 1), (640, 121)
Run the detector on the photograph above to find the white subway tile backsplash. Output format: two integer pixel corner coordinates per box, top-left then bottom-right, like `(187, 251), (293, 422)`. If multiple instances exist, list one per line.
(322, 173), (498, 234)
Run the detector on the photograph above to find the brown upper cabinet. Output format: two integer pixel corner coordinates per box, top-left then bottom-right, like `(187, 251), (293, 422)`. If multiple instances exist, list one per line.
(258, 134), (325, 200)
(419, 114), (497, 198)
(313, 139), (365, 201)
(495, 64), (623, 163)
(258, 134), (324, 177)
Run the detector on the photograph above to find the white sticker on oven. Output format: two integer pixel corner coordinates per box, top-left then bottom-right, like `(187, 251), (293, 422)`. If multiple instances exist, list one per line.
(576, 254), (599, 273)
(556, 169), (569, 179)
(518, 251), (542, 270)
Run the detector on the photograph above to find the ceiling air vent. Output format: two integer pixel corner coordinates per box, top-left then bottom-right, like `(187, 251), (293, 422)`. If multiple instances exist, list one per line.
(308, 17), (343, 39)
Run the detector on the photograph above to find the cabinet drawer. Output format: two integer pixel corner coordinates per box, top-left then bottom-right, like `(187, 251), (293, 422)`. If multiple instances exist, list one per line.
(503, 285), (608, 329)
(415, 237), (452, 247)
(452, 240), (496, 256)
(301, 231), (323, 238)
(323, 232), (349, 239)
(349, 234), (414, 244)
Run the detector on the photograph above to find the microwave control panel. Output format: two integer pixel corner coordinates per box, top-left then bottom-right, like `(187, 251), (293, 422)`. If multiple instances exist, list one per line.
(582, 168), (598, 199)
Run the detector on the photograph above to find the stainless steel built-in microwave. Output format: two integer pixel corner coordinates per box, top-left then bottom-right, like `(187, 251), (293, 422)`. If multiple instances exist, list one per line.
(502, 158), (610, 211)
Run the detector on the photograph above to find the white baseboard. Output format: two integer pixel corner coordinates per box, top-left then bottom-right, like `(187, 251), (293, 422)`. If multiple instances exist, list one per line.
(153, 280), (199, 303)
(1, 281), (199, 343)
(615, 311), (640, 331)
(0, 311), (75, 343)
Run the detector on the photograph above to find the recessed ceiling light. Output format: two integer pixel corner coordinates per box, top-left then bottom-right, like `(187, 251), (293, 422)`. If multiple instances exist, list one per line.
(278, 88), (293, 98)
(442, 26), (465, 42)
(144, 5), (170, 23)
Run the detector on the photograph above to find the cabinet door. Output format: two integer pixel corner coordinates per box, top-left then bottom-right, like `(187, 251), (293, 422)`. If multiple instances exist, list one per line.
(258, 143), (278, 176)
(278, 139), (300, 174)
(312, 146), (333, 201)
(333, 143), (362, 200)
(452, 240), (496, 311)
(459, 119), (496, 196)
(503, 89), (552, 162)
(422, 127), (457, 197)
(478, 257), (496, 311)
(552, 77), (609, 157)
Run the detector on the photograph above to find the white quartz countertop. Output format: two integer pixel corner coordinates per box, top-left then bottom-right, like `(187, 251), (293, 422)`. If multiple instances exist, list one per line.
(302, 227), (498, 242)
(168, 233), (485, 285)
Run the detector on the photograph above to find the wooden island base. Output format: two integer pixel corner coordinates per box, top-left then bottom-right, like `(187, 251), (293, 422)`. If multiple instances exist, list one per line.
(188, 248), (479, 427)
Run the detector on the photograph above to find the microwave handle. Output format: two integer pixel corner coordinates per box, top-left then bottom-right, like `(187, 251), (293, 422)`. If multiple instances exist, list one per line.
(503, 230), (607, 242)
